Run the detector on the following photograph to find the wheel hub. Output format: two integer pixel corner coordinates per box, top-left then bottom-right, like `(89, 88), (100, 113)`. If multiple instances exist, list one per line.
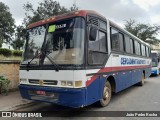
(103, 87), (109, 100)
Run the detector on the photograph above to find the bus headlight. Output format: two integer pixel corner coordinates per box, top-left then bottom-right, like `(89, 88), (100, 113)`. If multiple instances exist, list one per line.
(61, 81), (66, 86)
(61, 81), (73, 86)
(75, 81), (82, 87)
(67, 81), (73, 86)
(20, 78), (28, 84)
(61, 81), (82, 87)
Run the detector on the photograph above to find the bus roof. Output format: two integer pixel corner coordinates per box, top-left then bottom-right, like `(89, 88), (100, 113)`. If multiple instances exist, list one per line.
(27, 10), (105, 29)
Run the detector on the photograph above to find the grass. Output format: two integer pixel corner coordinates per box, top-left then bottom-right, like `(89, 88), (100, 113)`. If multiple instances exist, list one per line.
(0, 55), (22, 61)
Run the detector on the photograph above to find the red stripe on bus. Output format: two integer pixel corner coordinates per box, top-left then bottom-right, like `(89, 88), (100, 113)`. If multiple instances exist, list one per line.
(86, 65), (151, 86)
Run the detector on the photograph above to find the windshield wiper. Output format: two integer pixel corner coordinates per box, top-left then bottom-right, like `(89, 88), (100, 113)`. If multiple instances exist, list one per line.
(26, 50), (39, 71)
(43, 51), (61, 71)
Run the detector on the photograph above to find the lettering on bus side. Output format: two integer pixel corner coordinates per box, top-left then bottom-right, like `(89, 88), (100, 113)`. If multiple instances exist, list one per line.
(121, 58), (146, 65)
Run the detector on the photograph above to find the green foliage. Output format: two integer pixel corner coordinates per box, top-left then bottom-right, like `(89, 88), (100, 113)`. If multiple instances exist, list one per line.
(12, 50), (22, 56)
(0, 48), (12, 56)
(23, 0), (78, 25)
(0, 76), (10, 95)
(0, 2), (15, 47)
(0, 48), (22, 57)
(124, 19), (160, 45)
(11, 26), (26, 50)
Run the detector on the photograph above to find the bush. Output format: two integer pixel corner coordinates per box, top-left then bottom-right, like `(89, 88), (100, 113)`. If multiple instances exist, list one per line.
(0, 76), (10, 95)
(0, 48), (12, 56)
(12, 50), (23, 56)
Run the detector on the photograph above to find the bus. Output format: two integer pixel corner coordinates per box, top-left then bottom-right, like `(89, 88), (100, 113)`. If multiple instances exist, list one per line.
(19, 10), (152, 108)
(151, 50), (160, 75)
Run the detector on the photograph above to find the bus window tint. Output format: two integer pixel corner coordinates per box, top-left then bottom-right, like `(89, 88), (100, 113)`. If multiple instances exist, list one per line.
(111, 28), (124, 51)
(141, 44), (146, 56)
(124, 36), (130, 53)
(130, 38), (134, 53)
(88, 29), (99, 51)
(99, 31), (107, 52)
(100, 21), (106, 30)
(88, 30), (107, 64)
(146, 47), (149, 57)
(134, 41), (141, 55)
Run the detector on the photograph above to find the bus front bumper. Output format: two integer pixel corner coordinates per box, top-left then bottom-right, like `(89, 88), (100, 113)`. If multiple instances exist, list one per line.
(19, 84), (86, 108)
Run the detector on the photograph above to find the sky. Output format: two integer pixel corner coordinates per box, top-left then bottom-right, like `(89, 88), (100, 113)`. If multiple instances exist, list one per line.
(1, 0), (160, 48)
(1, 0), (160, 27)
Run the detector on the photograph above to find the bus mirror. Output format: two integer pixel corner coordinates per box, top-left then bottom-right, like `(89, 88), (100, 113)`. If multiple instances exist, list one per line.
(89, 26), (97, 41)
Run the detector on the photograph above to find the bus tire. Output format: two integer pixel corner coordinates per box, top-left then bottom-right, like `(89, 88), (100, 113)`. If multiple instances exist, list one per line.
(98, 80), (112, 107)
(138, 73), (145, 86)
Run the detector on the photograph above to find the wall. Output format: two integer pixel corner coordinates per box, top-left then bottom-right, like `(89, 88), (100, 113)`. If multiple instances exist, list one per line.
(0, 61), (20, 90)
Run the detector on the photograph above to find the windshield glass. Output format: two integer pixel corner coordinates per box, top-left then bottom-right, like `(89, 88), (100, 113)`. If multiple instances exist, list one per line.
(152, 61), (158, 67)
(151, 53), (157, 58)
(42, 17), (85, 65)
(22, 26), (46, 64)
(152, 57), (158, 67)
(22, 17), (85, 66)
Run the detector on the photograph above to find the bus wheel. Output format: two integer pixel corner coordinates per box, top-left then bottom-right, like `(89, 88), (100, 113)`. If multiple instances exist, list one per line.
(98, 80), (112, 107)
(139, 73), (145, 86)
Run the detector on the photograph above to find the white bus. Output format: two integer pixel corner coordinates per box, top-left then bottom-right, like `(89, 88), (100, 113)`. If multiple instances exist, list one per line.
(19, 10), (152, 108)
(151, 50), (160, 75)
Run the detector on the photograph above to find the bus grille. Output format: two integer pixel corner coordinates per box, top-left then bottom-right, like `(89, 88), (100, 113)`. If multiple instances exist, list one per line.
(28, 79), (58, 85)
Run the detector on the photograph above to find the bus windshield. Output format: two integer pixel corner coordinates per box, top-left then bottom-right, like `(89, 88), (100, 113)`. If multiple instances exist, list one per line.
(152, 57), (158, 67)
(22, 17), (85, 65)
(22, 25), (46, 64)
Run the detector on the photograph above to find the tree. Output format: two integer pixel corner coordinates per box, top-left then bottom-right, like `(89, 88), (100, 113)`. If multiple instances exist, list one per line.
(23, 0), (78, 26)
(0, 2), (15, 48)
(11, 26), (26, 50)
(124, 19), (160, 45)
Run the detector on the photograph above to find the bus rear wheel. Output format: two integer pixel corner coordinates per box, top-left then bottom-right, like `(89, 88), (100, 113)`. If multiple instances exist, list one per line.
(98, 80), (112, 107)
(138, 73), (145, 86)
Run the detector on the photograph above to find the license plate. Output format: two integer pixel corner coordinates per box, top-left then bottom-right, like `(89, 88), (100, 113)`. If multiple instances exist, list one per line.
(36, 91), (46, 95)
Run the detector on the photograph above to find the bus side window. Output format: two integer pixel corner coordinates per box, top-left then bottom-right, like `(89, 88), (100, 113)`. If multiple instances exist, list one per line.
(100, 20), (107, 30)
(124, 36), (130, 53)
(130, 38), (135, 54)
(88, 17), (107, 65)
(147, 47), (149, 57)
(146, 47), (149, 57)
(88, 30), (107, 64)
(99, 31), (107, 52)
(134, 41), (141, 55)
(144, 45), (146, 56)
(141, 44), (146, 56)
(110, 28), (124, 51)
(88, 27), (99, 51)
